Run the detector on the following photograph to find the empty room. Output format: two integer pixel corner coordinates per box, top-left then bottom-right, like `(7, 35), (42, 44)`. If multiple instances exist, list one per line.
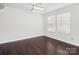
(0, 3), (79, 55)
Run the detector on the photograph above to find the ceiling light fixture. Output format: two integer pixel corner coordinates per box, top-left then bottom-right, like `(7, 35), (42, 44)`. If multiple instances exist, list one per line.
(31, 3), (46, 13)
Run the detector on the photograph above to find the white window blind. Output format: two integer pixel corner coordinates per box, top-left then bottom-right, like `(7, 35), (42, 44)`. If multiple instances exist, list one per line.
(57, 12), (71, 34)
(47, 15), (56, 32)
(47, 12), (71, 34)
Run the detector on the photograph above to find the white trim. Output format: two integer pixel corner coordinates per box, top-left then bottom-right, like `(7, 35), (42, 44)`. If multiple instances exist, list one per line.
(46, 35), (79, 46)
(0, 34), (43, 44)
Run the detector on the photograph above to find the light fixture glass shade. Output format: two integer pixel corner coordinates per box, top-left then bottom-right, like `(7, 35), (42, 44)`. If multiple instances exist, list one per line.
(33, 6), (45, 11)
(31, 4), (46, 13)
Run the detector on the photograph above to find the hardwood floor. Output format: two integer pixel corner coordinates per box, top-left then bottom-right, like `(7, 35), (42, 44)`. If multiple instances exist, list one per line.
(0, 36), (79, 55)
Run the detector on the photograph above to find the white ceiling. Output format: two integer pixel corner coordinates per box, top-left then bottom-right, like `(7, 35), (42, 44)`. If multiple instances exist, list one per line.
(3, 3), (74, 13)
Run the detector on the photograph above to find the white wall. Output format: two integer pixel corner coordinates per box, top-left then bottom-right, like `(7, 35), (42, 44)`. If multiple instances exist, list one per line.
(43, 4), (79, 46)
(0, 6), (43, 43)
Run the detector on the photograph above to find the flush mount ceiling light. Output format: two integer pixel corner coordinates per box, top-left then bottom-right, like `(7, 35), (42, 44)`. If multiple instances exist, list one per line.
(31, 3), (46, 13)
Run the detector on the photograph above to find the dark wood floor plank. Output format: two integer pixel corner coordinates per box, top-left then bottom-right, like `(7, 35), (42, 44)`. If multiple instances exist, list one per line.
(0, 36), (79, 55)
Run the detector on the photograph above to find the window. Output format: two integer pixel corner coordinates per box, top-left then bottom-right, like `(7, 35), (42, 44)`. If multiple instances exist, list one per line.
(47, 12), (71, 34)
(57, 12), (71, 34)
(47, 15), (56, 32)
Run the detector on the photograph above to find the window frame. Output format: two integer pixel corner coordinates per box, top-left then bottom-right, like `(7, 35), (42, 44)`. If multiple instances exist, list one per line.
(47, 12), (71, 35)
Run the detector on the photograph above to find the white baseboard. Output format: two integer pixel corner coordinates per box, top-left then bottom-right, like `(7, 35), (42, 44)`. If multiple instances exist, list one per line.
(46, 35), (79, 46)
(0, 34), (44, 44)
